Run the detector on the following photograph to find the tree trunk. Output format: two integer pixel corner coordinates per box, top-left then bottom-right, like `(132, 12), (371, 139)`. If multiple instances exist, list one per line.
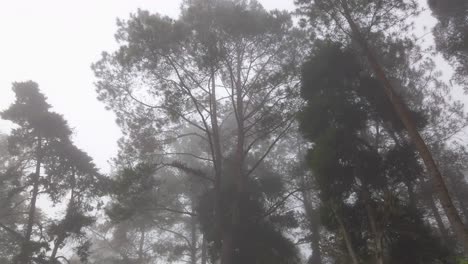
(210, 68), (226, 264)
(362, 188), (385, 264)
(340, 0), (468, 254)
(221, 46), (247, 264)
(210, 73), (233, 264)
(201, 235), (208, 264)
(50, 169), (76, 263)
(138, 227), (145, 264)
(190, 213), (198, 264)
(333, 209), (360, 264)
(16, 136), (42, 264)
(301, 190), (322, 264)
(451, 170), (468, 223)
(457, 193), (468, 224)
(309, 213), (322, 264)
(404, 180), (416, 208)
(428, 194), (450, 241)
(50, 234), (65, 262)
(220, 228), (234, 264)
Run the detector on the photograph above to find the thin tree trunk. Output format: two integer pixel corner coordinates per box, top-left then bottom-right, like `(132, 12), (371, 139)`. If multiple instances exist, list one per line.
(210, 67), (225, 264)
(451, 170), (468, 223)
(340, 0), (468, 254)
(190, 213), (198, 264)
(50, 234), (65, 262)
(362, 188), (384, 264)
(210, 69), (233, 264)
(457, 193), (468, 223)
(220, 228), (234, 264)
(138, 227), (145, 263)
(201, 235), (208, 264)
(375, 121), (380, 151)
(428, 194), (450, 242)
(301, 189), (322, 264)
(309, 212), (322, 264)
(333, 209), (360, 264)
(405, 180), (416, 208)
(16, 136), (42, 264)
(50, 169), (76, 262)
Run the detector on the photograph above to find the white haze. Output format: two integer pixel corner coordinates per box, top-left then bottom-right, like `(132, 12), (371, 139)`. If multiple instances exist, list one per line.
(0, 0), (294, 174)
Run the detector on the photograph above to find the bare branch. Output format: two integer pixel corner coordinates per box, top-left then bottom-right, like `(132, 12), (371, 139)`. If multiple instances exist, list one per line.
(163, 161), (214, 183)
(245, 116), (296, 178)
(156, 152), (213, 162)
(262, 188), (307, 218)
(0, 222), (23, 241)
(151, 220), (193, 247)
(153, 206), (197, 217)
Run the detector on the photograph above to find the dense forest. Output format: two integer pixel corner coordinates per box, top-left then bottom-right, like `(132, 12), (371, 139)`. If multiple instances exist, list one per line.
(1, 0), (468, 263)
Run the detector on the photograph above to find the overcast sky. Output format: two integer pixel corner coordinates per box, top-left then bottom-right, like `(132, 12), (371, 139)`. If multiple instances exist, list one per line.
(0, 0), (464, 174)
(0, 0), (295, 173)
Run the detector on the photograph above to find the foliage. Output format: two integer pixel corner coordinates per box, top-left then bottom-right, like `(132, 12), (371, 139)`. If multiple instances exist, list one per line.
(429, 0), (468, 87)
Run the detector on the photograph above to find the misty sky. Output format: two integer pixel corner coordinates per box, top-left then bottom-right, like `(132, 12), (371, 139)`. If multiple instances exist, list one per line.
(0, 0), (464, 173)
(0, 0), (295, 173)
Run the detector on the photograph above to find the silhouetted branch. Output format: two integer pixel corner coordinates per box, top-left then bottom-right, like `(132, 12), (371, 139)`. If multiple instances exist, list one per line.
(262, 188), (305, 218)
(0, 222), (23, 241)
(163, 161), (214, 182)
(154, 206), (197, 217)
(151, 220), (192, 247)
